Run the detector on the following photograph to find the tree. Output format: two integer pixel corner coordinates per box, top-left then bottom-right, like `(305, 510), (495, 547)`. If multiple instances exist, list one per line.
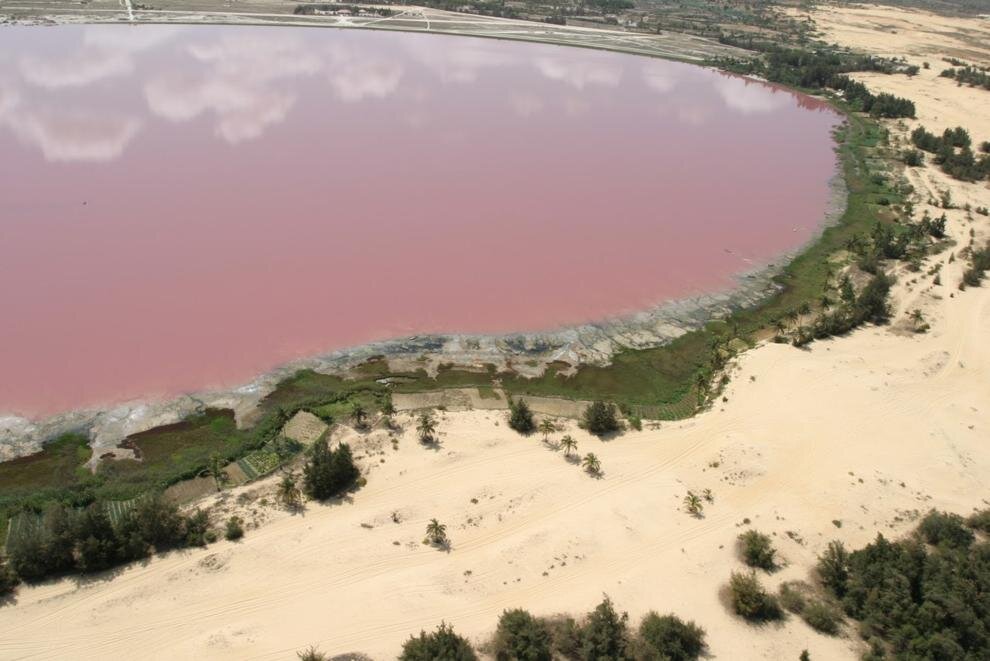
(380, 392), (396, 417)
(303, 441), (359, 500)
(417, 411), (438, 444)
(538, 418), (557, 442)
(683, 492), (703, 517)
(728, 571), (783, 622)
(637, 612), (706, 661)
(278, 472), (302, 509)
(508, 398), (536, 434)
(492, 609), (552, 661)
(739, 530), (777, 571)
(350, 402), (367, 429)
(400, 622), (477, 661)
(207, 453), (227, 492)
(0, 554), (18, 597)
(583, 401), (620, 436)
(560, 435), (577, 457)
(580, 596), (629, 660)
(426, 519), (448, 546)
(917, 509), (974, 548)
(816, 540), (849, 597)
(582, 453), (601, 476)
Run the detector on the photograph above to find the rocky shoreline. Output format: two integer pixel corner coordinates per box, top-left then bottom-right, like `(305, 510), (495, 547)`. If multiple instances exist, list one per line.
(0, 167), (847, 463)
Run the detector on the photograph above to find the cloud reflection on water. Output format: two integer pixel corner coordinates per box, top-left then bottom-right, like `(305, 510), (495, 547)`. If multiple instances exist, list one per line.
(0, 26), (822, 162)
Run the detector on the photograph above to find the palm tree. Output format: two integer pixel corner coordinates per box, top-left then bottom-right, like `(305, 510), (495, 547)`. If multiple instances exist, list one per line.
(538, 418), (557, 442)
(350, 402), (367, 429)
(278, 472), (302, 509)
(683, 491), (703, 517)
(379, 393), (396, 417)
(207, 453), (227, 492)
(426, 518), (448, 545)
(560, 435), (577, 457)
(773, 318), (787, 334)
(910, 308), (925, 324)
(379, 394), (396, 429)
(582, 453), (601, 476)
(702, 488), (714, 503)
(695, 372), (709, 406)
(417, 411), (437, 443)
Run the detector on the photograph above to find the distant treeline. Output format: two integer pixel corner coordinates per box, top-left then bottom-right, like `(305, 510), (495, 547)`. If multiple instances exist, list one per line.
(713, 47), (916, 119)
(293, 4), (394, 15)
(940, 66), (990, 90)
(911, 125), (990, 182)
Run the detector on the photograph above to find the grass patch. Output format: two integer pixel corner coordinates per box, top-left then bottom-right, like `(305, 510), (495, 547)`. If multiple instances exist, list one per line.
(0, 433), (91, 500)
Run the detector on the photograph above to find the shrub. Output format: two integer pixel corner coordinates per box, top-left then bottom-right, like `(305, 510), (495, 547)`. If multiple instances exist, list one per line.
(902, 149), (924, 166)
(583, 401), (620, 436)
(184, 509), (211, 547)
(508, 398), (536, 434)
(580, 596), (629, 659)
(917, 510), (974, 548)
(492, 609), (552, 661)
(637, 612), (706, 661)
(400, 622), (477, 661)
(225, 516), (244, 541)
(728, 571), (783, 622)
(801, 600), (842, 635)
(816, 541), (850, 597)
(739, 530), (777, 570)
(967, 509), (990, 533)
(778, 581), (807, 614)
(543, 615), (581, 659)
(0, 555), (19, 597)
(303, 441), (359, 500)
(296, 646), (327, 661)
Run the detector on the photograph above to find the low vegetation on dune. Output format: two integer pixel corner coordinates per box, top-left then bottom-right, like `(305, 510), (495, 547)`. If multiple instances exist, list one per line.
(298, 596), (707, 661)
(2, 494), (217, 584)
(809, 510), (990, 659)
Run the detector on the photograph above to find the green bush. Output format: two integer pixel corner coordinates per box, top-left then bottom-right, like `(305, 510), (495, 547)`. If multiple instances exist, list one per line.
(816, 541), (850, 596)
(918, 510), (974, 548)
(967, 509), (990, 533)
(583, 401), (621, 436)
(739, 530), (777, 570)
(728, 571), (783, 622)
(579, 596), (629, 659)
(400, 622), (477, 661)
(0, 554), (20, 597)
(492, 609), (552, 661)
(303, 441), (359, 500)
(801, 600), (842, 635)
(184, 509), (211, 547)
(508, 398), (536, 434)
(778, 582), (807, 614)
(225, 516), (244, 541)
(636, 612), (706, 660)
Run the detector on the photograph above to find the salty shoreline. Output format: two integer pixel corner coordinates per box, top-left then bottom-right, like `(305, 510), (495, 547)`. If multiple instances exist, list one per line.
(0, 164), (848, 461)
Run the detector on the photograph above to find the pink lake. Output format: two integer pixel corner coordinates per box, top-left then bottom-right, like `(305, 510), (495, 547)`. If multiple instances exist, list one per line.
(0, 25), (840, 418)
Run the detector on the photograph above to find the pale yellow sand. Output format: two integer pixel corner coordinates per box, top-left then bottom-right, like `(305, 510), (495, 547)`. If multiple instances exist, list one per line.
(2, 6), (990, 659)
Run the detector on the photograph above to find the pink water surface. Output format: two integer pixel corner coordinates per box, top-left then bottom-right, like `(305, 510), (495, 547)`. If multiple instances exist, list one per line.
(0, 25), (840, 418)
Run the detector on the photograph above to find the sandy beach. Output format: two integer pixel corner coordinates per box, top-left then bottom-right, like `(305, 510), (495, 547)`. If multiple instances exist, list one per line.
(1, 4), (989, 660)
